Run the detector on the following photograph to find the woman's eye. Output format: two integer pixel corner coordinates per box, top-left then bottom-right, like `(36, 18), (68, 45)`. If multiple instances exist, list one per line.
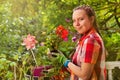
(80, 18), (84, 20)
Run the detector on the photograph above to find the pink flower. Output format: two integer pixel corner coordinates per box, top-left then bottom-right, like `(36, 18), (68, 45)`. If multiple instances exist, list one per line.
(72, 36), (77, 42)
(63, 37), (68, 41)
(22, 34), (38, 50)
(40, 42), (45, 46)
(65, 18), (71, 23)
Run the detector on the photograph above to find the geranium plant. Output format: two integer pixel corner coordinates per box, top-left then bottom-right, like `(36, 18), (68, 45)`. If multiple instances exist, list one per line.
(43, 25), (77, 79)
(20, 25), (77, 79)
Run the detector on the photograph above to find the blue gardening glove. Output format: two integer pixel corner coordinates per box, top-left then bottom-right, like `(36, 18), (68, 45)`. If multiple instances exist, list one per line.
(50, 53), (70, 68)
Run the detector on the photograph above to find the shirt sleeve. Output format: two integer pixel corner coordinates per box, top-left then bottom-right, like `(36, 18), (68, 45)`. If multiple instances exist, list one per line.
(82, 37), (101, 64)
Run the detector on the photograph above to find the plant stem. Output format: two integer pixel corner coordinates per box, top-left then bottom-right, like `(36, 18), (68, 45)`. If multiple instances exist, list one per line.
(14, 65), (16, 80)
(19, 68), (22, 80)
(30, 49), (38, 66)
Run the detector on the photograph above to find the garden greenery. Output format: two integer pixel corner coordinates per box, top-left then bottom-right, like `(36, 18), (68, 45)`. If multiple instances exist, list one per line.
(0, 0), (120, 79)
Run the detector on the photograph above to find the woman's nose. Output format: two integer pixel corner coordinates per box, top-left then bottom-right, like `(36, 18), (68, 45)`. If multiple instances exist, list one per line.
(75, 21), (80, 26)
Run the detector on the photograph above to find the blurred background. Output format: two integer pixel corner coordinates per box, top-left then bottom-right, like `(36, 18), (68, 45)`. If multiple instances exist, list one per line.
(0, 0), (120, 80)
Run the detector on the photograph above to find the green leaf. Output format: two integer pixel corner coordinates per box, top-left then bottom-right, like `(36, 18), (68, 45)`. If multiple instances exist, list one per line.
(10, 62), (16, 67)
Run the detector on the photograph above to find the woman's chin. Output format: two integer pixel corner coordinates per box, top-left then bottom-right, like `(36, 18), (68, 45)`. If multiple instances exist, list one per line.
(77, 30), (84, 34)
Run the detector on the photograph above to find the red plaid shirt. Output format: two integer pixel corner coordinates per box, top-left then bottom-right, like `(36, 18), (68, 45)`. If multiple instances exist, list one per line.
(72, 28), (106, 80)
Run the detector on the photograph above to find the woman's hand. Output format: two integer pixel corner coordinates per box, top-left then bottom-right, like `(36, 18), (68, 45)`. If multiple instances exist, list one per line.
(49, 52), (70, 67)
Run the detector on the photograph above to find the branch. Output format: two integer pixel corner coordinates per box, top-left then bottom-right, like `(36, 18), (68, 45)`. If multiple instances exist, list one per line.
(108, 1), (120, 5)
(100, 12), (120, 26)
(114, 6), (120, 27)
(100, 14), (114, 25)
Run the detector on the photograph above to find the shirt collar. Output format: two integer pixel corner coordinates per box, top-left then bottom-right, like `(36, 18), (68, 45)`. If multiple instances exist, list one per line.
(79, 28), (96, 41)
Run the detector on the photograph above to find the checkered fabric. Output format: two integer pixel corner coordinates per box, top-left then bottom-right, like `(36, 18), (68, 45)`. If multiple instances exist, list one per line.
(71, 28), (106, 80)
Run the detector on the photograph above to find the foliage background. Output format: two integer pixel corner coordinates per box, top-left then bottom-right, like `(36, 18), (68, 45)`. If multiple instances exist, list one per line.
(0, 0), (120, 79)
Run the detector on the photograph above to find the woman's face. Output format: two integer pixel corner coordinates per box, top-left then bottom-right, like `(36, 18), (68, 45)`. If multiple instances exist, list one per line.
(72, 9), (93, 34)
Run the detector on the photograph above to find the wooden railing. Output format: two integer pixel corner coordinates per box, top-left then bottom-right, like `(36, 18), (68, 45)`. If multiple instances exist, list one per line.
(106, 61), (120, 80)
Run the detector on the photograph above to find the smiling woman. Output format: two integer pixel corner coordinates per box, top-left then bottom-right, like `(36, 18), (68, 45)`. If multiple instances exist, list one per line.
(64, 5), (107, 80)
